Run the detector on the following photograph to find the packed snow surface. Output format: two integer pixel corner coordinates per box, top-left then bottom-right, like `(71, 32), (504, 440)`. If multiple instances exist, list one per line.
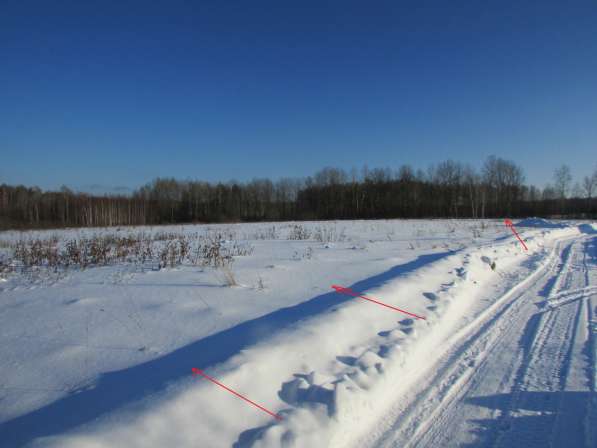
(0, 219), (595, 447)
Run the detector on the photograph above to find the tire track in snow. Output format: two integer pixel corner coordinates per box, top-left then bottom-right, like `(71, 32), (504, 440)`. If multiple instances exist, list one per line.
(366, 236), (575, 448)
(585, 293), (597, 447)
(549, 293), (592, 447)
(418, 238), (576, 448)
(369, 234), (597, 448)
(494, 239), (590, 448)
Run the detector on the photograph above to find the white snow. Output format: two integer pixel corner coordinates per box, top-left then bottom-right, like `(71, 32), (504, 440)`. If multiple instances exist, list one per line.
(0, 219), (594, 447)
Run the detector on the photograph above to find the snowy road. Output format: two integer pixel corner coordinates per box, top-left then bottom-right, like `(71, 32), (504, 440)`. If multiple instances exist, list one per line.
(362, 233), (597, 448)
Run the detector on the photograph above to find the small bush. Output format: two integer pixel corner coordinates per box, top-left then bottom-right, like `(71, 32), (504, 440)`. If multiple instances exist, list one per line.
(289, 224), (311, 240)
(201, 234), (234, 268)
(292, 247), (313, 260)
(314, 225), (345, 243)
(251, 225), (279, 240)
(230, 241), (254, 257)
(5, 228), (255, 274)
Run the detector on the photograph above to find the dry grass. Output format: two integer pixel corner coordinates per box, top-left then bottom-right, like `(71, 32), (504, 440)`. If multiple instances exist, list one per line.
(4, 230), (252, 272)
(219, 266), (237, 287)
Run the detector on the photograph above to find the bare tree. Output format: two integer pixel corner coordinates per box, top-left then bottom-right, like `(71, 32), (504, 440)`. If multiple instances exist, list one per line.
(582, 165), (597, 199)
(482, 156), (524, 216)
(542, 184), (557, 200)
(582, 176), (594, 199)
(1, 159), (595, 230)
(397, 165), (415, 182)
(571, 183), (583, 198)
(553, 165), (572, 199)
(435, 160), (463, 217)
(463, 165), (480, 218)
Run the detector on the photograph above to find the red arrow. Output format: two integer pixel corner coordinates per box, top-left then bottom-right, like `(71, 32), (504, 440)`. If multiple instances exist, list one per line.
(331, 285), (426, 320)
(191, 368), (283, 420)
(504, 219), (528, 251)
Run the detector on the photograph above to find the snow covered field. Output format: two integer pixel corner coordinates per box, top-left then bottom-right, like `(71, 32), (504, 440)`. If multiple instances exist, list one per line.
(0, 219), (595, 447)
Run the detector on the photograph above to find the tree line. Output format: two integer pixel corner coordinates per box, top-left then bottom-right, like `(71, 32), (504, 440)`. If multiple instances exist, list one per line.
(1, 156), (596, 229)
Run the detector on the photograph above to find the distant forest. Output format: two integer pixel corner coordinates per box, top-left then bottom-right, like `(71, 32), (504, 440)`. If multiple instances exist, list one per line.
(2, 156), (596, 229)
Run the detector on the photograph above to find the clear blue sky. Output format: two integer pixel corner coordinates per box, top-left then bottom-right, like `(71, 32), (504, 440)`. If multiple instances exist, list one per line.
(1, 0), (596, 193)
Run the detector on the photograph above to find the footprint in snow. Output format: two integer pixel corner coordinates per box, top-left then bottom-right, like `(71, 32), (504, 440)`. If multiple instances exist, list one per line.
(423, 292), (438, 301)
(442, 281), (456, 288)
(278, 377), (334, 415)
(481, 255), (492, 264)
(336, 355), (357, 367)
(377, 345), (391, 358)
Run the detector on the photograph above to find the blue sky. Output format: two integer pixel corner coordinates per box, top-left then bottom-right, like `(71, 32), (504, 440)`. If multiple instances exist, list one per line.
(1, 0), (596, 192)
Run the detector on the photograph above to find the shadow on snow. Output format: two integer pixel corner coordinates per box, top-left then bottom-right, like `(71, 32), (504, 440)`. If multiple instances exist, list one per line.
(0, 251), (454, 447)
(461, 391), (597, 447)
